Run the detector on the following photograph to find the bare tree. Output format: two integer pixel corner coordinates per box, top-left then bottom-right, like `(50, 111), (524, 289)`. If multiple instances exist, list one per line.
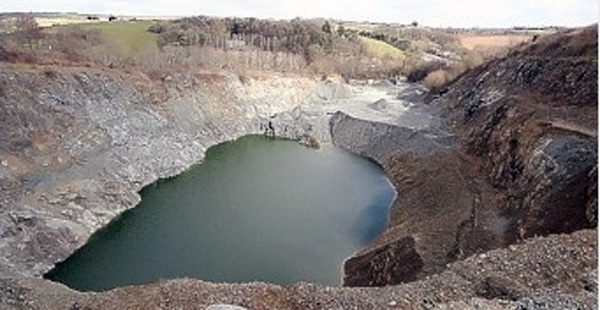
(15, 14), (43, 48)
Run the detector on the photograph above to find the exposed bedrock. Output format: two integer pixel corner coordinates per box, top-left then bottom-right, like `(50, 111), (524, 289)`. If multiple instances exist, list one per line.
(331, 111), (489, 286)
(0, 69), (355, 277)
(0, 66), (427, 278)
(335, 27), (597, 287)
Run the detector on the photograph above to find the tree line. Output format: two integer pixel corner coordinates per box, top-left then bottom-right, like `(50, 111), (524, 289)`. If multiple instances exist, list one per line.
(148, 17), (364, 64)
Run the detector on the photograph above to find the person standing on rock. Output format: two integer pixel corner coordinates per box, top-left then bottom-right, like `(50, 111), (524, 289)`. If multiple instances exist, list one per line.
(268, 121), (275, 138)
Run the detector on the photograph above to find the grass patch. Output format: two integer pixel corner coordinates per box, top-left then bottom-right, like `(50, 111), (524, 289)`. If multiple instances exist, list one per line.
(78, 21), (158, 56)
(48, 20), (158, 57)
(360, 37), (405, 60)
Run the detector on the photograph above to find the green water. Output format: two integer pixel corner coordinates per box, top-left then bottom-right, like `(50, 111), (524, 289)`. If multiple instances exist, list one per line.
(45, 136), (394, 291)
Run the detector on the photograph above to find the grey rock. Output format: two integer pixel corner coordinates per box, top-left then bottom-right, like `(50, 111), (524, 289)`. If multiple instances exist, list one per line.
(206, 304), (248, 310)
(516, 291), (584, 310)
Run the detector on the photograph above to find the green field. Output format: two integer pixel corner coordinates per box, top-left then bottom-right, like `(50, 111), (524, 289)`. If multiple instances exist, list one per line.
(48, 20), (158, 56)
(360, 37), (405, 60)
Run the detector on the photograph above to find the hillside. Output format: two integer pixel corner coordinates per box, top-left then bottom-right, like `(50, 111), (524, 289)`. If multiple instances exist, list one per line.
(0, 13), (540, 81)
(337, 26), (597, 288)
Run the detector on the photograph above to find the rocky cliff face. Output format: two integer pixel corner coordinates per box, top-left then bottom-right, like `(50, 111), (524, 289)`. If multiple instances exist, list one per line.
(0, 65), (427, 278)
(433, 26), (597, 253)
(0, 68), (333, 277)
(438, 28), (597, 241)
(336, 27), (597, 287)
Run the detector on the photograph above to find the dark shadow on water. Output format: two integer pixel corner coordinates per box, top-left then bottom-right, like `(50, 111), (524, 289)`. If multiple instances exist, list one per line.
(351, 188), (394, 245)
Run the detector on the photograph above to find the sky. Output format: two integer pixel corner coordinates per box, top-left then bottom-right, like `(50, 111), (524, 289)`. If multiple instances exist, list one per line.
(1, 0), (597, 28)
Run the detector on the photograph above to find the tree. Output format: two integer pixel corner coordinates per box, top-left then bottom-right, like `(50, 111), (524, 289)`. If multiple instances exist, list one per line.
(321, 21), (332, 34)
(15, 14), (42, 48)
(337, 25), (346, 37)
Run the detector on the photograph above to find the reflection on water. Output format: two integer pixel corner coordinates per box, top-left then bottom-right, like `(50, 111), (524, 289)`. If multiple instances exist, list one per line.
(45, 136), (394, 291)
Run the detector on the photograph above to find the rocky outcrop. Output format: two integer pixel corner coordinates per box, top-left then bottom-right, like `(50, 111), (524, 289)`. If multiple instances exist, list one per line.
(337, 27), (597, 287)
(332, 111), (489, 285)
(343, 236), (424, 286)
(329, 111), (453, 163)
(0, 65), (425, 278)
(0, 68), (349, 277)
(434, 27), (597, 243)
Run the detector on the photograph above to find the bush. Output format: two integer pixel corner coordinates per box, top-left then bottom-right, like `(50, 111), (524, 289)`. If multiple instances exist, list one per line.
(53, 27), (103, 62)
(0, 42), (38, 63)
(405, 60), (446, 82)
(424, 69), (449, 90)
(298, 134), (320, 149)
(423, 54), (485, 90)
(14, 14), (43, 48)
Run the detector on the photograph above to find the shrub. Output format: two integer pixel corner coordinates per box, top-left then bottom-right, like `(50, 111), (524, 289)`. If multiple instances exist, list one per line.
(405, 60), (446, 82)
(14, 14), (43, 48)
(53, 27), (102, 62)
(424, 69), (449, 90)
(0, 42), (38, 63)
(423, 54), (485, 90)
(299, 134), (320, 149)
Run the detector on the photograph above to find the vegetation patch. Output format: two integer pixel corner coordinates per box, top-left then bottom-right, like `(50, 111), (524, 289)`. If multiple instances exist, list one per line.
(0, 13), (529, 84)
(360, 37), (405, 60)
(50, 20), (158, 57)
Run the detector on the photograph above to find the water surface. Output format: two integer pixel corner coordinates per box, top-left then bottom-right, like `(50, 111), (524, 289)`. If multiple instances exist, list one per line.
(45, 136), (394, 291)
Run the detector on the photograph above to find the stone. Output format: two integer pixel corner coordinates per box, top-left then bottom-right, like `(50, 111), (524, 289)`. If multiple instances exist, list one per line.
(206, 304), (248, 310)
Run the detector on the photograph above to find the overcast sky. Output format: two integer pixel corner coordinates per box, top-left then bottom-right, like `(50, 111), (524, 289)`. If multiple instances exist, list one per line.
(1, 0), (597, 28)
